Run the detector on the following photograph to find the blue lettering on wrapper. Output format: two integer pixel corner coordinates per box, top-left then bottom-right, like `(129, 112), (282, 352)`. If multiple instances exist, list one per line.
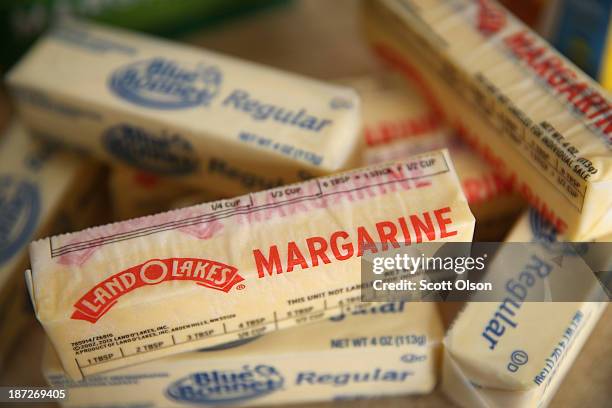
(166, 365), (284, 405)
(103, 124), (198, 175)
(109, 58), (222, 109)
(0, 176), (40, 264)
(529, 208), (558, 245)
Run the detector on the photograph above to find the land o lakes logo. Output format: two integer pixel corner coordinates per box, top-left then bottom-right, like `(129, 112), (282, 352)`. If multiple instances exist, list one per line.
(0, 175), (40, 264)
(166, 365), (284, 405)
(103, 124), (198, 174)
(109, 57), (222, 109)
(71, 258), (244, 323)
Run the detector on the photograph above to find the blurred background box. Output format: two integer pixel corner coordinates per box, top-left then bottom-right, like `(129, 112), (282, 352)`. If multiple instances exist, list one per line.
(0, 0), (289, 70)
(541, 0), (612, 89)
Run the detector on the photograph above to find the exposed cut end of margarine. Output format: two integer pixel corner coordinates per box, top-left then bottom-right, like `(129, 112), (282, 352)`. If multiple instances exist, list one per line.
(442, 210), (608, 407)
(364, 0), (612, 241)
(43, 302), (443, 407)
(7, 19), (362, 196)
(28, 149), (474, 379)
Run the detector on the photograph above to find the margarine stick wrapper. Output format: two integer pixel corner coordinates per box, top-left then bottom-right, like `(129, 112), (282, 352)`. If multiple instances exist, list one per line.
(364, 0), (612, 241)
(345, 72), (523, 223)
(0, 122), (106, 367)
(442, 210), (608, 407)
(7, 19), (362, 197)
(27, 149), (474, 379)
(44, 302), (442, 407)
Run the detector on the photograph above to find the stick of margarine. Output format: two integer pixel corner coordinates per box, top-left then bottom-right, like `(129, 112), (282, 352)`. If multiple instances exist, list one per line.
(343, 72), (523, 223)
(0, 122), (106, 367)
(43, 302), (442, 407)
(442, 209), (608, 408)
(6, 19), (362, 197)
(110, 166), (222, 221)
(26, 149), (474, 380)
(363, 0), (612, 241)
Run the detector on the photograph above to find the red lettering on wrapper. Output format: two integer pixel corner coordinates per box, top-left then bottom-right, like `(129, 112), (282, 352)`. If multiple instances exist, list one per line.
(253, 208), (461, 278)
(364, 111), (441, 146)
(476, 0), (506, 35)
(503, 29), (612, 142)
(71, 258), (243, 323)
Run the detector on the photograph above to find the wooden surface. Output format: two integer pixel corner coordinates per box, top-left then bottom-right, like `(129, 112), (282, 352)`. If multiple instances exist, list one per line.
(0, 1), (610, 407)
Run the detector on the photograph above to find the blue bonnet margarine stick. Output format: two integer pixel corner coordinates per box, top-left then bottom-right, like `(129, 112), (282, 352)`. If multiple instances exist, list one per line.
(442, 209), (608, 408)
(0, 122), (106, 366)
(43, 302), (443, 407)
(26, 150), (474, 380)
(7, 19), (362, 197)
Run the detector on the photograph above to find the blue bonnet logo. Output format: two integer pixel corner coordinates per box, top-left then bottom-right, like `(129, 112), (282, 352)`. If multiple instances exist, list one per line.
(103, 124), (198, 175)
(166, 365), (284, 405)
(109, 57), (222, 109)
(0, 176), (40, 264)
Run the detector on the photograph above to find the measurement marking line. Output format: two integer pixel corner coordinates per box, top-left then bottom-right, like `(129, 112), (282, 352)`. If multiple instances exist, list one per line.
(79, 303), (344, 368)
(51, 168), (449, 256)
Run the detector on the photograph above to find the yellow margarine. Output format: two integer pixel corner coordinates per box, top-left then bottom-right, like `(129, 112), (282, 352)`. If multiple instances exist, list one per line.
(442, 210), (608, 407)
(43, 302), (442, 407)
(336, 74), (442, 149)
(364, 0), (612, 241)
(26, 149), (474, 379)
(7, 19), (362, 197)
(346, 72), (523, 223)
(0, 122), (106, 367)
(110, 166), (221, 221)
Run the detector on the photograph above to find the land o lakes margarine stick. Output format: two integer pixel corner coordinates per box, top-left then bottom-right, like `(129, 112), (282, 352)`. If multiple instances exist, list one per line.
(363, 0), (612, 241)
(26, 149), (474, 379)
(0, 122), (107, 367)
(7, 19), (362, 197)
(43, 302), (442, 407)
(442, 209), (609, 408)
(343, 73), (523, 224)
